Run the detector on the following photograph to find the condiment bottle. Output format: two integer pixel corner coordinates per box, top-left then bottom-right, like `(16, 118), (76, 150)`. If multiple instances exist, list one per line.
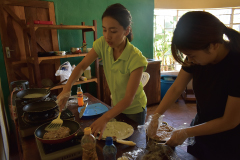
(81, 127), (98, 160)
(77, 85), (84, 106)
(82, 40), (87, 53)
(84, 66), (92, 80)
(103, 137), (117, 160)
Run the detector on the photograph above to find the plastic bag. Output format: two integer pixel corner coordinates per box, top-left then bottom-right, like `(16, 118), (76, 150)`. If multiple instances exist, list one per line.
(138, 114), (194, 147)
(55, 61), (73, 84)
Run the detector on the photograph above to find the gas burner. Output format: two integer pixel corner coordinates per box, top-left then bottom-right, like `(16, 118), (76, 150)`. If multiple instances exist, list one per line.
(22, 109), (59, 124)
(36, 132), (84, 160)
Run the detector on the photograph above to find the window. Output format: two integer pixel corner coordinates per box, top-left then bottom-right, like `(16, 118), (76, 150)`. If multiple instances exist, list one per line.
(154, 7), (240, 71)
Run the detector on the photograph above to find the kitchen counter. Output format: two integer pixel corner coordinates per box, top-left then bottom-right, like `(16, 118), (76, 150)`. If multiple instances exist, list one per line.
(18, 93), (196, 160)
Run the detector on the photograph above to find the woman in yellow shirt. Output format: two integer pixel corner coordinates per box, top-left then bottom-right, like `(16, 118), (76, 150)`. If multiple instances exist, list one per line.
(57, 3), (148, 139)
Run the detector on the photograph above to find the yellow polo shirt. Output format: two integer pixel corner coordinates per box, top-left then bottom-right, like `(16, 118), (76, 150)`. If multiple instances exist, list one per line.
(93, 36), (148, 114)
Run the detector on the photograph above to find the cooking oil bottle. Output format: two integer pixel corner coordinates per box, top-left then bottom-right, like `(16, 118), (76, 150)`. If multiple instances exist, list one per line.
(81, 127), (98, 160)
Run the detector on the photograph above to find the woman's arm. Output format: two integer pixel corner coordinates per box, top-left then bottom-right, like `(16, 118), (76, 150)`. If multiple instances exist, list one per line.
(147, 69), (192, 138)
(57, 48), (98, 110)
(167, 95), (240, 146)
(154, 69), (193, 114)
(91, 67), (144, 138)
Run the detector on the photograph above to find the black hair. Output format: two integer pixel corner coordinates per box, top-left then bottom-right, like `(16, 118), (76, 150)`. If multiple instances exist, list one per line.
(171, 11), (240, 65)
(102, 3), (133, 42)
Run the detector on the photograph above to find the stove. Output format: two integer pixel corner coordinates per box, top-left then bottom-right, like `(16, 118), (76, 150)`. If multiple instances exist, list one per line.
(35, 132), (83, 160)
(16, 98), (75, 137)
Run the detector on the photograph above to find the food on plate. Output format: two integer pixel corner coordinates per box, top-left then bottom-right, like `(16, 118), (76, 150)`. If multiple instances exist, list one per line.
(102, 121), (134, 139)
(23, 93), (46, 98)
(43, 126), (70, 139)
(117, 156), (129, 160)
(151, 125), (174, 141)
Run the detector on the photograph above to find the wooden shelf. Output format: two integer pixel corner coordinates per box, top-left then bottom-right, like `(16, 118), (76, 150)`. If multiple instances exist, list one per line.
(28, 53), (88, 63)
(27, 24), (95, 31)
(49, 78), (98, 90)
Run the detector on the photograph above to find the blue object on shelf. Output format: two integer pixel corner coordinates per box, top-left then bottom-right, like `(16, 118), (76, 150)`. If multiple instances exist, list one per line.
(161, 75), (177, 100)
(78, 103), (109, 119)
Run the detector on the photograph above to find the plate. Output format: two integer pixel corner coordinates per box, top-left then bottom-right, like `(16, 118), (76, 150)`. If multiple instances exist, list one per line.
(77, 103), (108, 117)
(102, 121), (134, 140)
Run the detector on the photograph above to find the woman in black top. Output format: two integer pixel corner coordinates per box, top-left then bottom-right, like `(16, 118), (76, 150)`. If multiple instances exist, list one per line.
(148, 11), (240, 160)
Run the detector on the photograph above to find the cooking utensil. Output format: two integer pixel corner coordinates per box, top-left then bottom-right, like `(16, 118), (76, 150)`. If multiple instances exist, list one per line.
(16, 79), (67, 102)
(45, 112), (63, 131)
(35, 120), (81, 144)
(96, 135), (136, 146)
(23, 100), (57, 113)
(79, 102), (88, 118)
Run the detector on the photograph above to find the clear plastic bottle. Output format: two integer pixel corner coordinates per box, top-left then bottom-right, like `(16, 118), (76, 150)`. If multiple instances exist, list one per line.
(81, 127), (98, 160)
(84, 66), (92, 80)
(77, 85), (84, 106)
(103, 137), (117, 160)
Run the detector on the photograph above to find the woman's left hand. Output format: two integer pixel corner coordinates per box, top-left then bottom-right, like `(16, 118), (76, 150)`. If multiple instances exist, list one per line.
(90, 116), (109, 140)
(166, 129), (189, 147)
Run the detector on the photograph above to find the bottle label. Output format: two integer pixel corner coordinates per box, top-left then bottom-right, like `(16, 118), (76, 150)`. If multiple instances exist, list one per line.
(77, 92), (83, 98)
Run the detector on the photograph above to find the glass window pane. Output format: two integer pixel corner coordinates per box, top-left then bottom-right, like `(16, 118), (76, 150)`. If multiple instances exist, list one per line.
(233, 25), (240, 32)
(234, 9), (240, 14)
(205, 9), (231, 15)
(164, 16), (174, 28)
(178, 10), (188, 16)
(218, 15), (230, 24)
(233, 14), (240, 23)
(155, 16), (164, 34)
(165, 29), (173, 42)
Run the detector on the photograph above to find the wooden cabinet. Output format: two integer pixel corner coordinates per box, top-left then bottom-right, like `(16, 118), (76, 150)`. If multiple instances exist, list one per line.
(99, 60), (161, 106)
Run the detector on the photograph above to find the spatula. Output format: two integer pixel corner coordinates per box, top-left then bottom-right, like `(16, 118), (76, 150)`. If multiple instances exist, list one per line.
(79, 102), (88, 118)
(45, 112), (63, 131)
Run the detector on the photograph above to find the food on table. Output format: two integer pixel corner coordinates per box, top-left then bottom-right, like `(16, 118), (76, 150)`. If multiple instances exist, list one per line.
(23, 93), (46, 98)
(102, 121), (134, 140)
(43, 126), (70, 139)
(117, 156), (129, 160)
(151, 125), (174, 141)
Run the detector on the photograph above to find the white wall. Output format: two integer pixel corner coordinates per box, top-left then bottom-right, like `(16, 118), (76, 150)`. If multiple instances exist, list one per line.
(155, 0), (240, 9)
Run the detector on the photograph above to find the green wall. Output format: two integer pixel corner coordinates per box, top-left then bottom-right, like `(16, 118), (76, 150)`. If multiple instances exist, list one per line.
(0, 0), (154, 125)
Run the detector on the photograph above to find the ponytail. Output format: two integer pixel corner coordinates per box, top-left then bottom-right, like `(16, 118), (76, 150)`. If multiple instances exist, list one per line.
(127, 28), (133, 42)
(224, 27), (240, 52)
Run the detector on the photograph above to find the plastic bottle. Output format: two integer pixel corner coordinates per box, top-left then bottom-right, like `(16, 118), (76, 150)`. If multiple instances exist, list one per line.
(82, 40), (87, 53)
(77, 85), (84, 106)
(81, 127), (98, 160)
(84, 66), (92, 80)
(103, 137), (117, 160)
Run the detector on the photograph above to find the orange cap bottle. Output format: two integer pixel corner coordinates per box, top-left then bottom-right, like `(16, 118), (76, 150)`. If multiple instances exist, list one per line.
(77, 85), (84, 106)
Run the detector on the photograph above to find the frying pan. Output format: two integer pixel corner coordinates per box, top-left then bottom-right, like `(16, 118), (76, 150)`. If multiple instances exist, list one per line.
(35, 120), (81, 144)
(23, 100), (57, 113)
(16, 79), (67, 102)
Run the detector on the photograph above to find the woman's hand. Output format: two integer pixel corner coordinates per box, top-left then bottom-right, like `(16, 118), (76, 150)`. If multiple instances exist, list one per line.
(90, 115), (109, 140)
(166, 129), (189, 147)
(56, 90), (71, 112)
(147, 113), (161, 138)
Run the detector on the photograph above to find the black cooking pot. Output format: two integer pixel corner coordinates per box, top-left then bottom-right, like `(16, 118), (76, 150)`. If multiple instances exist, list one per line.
(35, 120), (81, 144)
(23, 100), (57, 113)
(16, 79), (67, 102)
